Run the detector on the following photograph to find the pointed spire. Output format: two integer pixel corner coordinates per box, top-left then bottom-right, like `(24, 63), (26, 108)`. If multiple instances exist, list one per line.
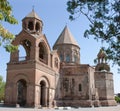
(25, 9), (41, 20)
(53, 25), (79, 47)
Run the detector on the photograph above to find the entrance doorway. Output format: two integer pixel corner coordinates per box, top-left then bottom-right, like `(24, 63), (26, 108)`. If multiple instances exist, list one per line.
(17, 79), (27, 106)
(40, 80), (47, 106)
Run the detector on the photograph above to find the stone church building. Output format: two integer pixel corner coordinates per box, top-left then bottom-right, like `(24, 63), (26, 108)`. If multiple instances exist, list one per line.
(5, 10), (116, 107)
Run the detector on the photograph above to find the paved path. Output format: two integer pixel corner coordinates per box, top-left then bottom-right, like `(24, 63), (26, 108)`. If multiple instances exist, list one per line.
(0, 105), (120, 111)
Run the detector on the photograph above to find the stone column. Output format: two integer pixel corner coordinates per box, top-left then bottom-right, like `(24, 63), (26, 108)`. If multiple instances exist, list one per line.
(47, 87), (49, 107)
(45, 87), (48, 107)
(39, 85), (41, 107)
(48, 88), (52, 107)
(12, 83), (17, 105)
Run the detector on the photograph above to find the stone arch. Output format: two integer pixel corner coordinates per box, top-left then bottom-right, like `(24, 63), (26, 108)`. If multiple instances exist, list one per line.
(38, 41), (49, 64)
(18, 45), (26, 61)
(38, 76), (50, 107)
(12, 74), (30, 107)
(13, 73), (30, 84)
(18, 39), (31, 61)
(10, 37), (34, 62)
(38, 76), (50, 88)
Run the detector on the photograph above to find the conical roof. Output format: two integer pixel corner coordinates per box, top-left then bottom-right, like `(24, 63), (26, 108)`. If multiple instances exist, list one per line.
(54, 26), (79, 47)
(25, 9), (41, 20)
(97, 48), (106, 58)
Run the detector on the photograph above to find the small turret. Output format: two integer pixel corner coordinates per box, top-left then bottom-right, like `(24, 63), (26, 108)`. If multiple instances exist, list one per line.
(22, 9), (43, 34)
(95, 48), (110, 71)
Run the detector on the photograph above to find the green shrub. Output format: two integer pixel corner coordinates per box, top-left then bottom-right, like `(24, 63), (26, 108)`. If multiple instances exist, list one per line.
(115, 96), (120, 103)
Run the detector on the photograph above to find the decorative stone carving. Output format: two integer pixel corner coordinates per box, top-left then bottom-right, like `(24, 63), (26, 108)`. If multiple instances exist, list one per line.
(63, 78), (69, 92)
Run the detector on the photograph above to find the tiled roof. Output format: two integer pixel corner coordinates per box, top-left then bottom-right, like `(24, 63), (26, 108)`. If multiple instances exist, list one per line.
(25, 9), (41, 20)
(54, 26), (79, 47)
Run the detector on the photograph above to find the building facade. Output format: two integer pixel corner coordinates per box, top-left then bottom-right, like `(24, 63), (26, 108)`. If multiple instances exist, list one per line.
(5, 10), (116, 107)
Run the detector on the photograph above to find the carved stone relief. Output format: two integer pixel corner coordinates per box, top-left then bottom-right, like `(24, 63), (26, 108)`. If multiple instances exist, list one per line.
(63, 78), (69, 92)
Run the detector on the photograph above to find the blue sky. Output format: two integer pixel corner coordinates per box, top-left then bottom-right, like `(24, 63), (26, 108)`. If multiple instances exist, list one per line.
(0, 0), (119, 93)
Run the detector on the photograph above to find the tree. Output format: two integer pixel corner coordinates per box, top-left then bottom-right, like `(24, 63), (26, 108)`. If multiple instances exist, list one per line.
(0, 75), (5, 101)
(67, 0), (120, 66)
(0, 0), (18, 52)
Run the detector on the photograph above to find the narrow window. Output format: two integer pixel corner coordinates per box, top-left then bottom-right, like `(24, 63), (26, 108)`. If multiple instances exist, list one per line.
(36, 22), (40, 31)
(73, 50), (77, 63)
(39, 44), (44, 59)
(28, 21), (34, 30)
(63, 78), (69, 92)
(66, 54), (70, 62)
(74, 55), (77, 62)
(22, 40), (31, 60)
(79, 84), (82, 92)
(39, 42), (48, 64)
(60, 54), (63, 61)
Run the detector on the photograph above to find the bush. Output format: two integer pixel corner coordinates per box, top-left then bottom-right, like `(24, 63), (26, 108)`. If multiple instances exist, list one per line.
(115, 96), (120, 103)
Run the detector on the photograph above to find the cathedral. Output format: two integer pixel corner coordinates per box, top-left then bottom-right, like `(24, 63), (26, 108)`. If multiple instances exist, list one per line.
(4, 10), (116, 107)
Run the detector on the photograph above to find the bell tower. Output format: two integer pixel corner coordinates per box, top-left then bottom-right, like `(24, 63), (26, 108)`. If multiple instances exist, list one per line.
(22, 9), (43, 34)
(94, 48), (116, 106)
(5, 10), (60, 107)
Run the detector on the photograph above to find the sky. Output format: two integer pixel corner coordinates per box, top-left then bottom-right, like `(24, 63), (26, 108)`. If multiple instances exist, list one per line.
(0, 0), (119, 93)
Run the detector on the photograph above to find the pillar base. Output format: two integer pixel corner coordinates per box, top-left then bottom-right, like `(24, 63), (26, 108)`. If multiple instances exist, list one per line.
(100, 100), (117, 106)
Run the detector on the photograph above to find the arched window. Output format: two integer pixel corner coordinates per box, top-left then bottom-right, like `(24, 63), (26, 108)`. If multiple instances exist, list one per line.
(66, 54), (70, 62)
(23, 40), (31, 59)
(73, 50), (78, 63)
(65, 49), (71, 63)
(39, 44), (44, 59)
(18, 45), (26, 61)
(28, 21), (34, 30)
(74, 55), (77, 62)
(39, 42), (48, 64)
(19, 39), (31, 61)
(79, 84), (82, 92)
(36, 22), (40, 32)
(60, 53), (63, 61)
